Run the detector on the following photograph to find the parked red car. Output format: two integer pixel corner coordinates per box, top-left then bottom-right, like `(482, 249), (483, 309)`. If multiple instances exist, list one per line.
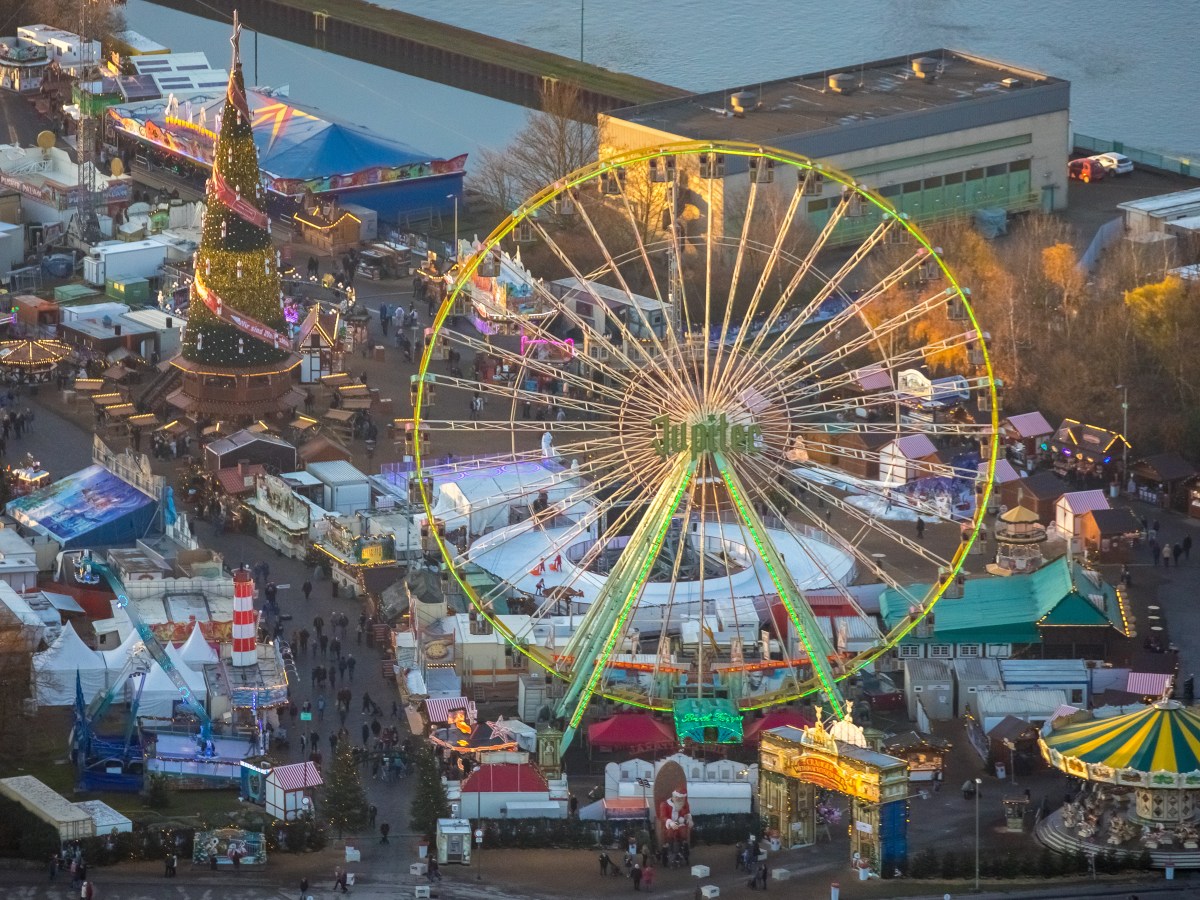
(1068, 157), (1106, 183)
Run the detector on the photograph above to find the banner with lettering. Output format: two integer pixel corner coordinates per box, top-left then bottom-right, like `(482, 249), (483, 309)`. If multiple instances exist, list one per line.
(194, 276), (290, 351)
(211, 168), (268, 228)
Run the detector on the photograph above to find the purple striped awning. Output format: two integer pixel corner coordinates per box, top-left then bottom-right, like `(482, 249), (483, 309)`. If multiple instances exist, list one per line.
(1127, 672), (1173, 696)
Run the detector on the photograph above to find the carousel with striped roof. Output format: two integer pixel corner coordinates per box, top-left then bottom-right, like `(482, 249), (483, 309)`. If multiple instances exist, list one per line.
(1037, 696), (1200, 863)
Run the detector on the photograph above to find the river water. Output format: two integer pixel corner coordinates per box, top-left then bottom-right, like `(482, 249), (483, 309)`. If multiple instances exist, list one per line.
(129, 0), (1198, 161)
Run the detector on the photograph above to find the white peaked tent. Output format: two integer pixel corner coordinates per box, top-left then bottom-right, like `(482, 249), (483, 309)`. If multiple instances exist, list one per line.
(133, 643), (207, 719)
(178, 623), (218, 666)
(100, 628), (145, 690)
(31, 621), (107, 706)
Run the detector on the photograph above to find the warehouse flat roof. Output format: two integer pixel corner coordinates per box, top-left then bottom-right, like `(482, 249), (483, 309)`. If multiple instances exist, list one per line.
(607, 49), (1065, 144)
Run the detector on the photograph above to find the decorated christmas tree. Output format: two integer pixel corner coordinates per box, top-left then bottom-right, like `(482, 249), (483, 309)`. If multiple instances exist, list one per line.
(180, 12), (288, 368)
(409, 745), (450, 840)
(321, 744), (368, 837)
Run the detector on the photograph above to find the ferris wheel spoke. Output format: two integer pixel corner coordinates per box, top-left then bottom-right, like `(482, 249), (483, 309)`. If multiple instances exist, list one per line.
(471, 453), (678, 611)
(791, 420), (996, 439)
(744, 226), (921, 381)
(779, 330), (981, 400)
(707, 178), (760, 400)
(416, 420), (617, 434)
(609, 184), (691, 375)
(556, 457), (698, 744)
(733, 464), (884, 646)
(436, 326), (635, 408)
(526, 217), (680, 385)
(567, 190), (695, 399)
(756, 455), (956, 571)
(786, 374), (994, 420)
(712, 453), (845, 715)
(791, 286), (961, 381)
(730, 174), (808, 362)
(792, 436), (979, 482)
(423, 372), (645, 421)
(747, 458), (928, 611)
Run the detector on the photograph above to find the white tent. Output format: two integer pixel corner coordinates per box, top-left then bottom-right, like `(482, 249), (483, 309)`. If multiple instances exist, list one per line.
(132, 644), (207, 718)
(31, 621), (107, 706)
(99, 628), (146, 690)
(178, 623), (217, 666)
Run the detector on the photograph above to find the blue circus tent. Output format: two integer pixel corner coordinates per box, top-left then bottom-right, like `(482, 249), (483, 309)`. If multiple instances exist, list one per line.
(107, 89), (466, 220)
(6, 463), (157, 548)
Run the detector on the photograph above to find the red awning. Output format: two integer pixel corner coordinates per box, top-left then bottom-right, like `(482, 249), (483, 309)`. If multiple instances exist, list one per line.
(743, 709), (815, 745)
(587, 714), (676, 751)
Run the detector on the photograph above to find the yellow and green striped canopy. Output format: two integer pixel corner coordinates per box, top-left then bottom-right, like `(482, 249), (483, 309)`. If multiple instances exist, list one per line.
(1042, 701), (1200, 774)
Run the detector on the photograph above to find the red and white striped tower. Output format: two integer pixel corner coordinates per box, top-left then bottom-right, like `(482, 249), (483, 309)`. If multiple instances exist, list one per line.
(231, 567), (257, 667)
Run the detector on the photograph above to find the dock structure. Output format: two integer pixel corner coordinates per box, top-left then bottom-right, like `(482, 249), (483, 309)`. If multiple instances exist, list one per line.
(145, 0), (688, 116)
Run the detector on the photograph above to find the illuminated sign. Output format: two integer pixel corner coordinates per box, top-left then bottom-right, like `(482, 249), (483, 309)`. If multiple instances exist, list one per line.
(790, 753), (852, 794)
(652, 413), (762, 460)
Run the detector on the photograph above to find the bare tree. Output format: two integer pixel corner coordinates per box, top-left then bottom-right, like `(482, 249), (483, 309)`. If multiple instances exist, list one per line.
(469, 81), (598, 214)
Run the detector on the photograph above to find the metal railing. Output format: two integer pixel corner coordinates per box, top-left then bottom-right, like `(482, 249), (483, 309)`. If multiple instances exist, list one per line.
(1074, 133), (1195, 178)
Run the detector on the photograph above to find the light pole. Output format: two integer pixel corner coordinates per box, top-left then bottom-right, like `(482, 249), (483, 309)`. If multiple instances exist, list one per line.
(1116, 384), (1129, 492)
(474, 826), (483, 881)
(974, 777), (982, 892)
(446, 194), (459, 261)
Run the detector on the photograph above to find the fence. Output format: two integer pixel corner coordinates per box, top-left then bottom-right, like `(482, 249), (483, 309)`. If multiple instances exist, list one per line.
(1073, 133), (1196, 178)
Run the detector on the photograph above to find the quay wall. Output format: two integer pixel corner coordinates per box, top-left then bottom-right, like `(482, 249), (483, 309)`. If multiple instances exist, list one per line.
(144, 0), (688, 116)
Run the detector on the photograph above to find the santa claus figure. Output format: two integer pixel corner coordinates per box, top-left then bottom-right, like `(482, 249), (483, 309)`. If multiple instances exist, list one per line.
(659, 789), (694, 844)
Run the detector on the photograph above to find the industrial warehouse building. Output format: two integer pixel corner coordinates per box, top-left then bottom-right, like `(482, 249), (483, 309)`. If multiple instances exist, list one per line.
(599, 50), (1070, 237)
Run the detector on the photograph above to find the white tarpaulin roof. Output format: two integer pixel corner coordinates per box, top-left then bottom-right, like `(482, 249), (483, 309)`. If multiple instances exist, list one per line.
(99, 628), (145, 690)
(132, 643), (207, 718)
(31, 621), (106, 706)
(178, 622), (217, 665)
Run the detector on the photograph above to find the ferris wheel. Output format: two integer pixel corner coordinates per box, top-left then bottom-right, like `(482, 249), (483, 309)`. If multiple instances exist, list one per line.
(413, 141), (999, 749)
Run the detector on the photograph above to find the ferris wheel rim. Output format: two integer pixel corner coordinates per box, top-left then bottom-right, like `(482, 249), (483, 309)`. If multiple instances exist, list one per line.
(412, 139), (1001, 718)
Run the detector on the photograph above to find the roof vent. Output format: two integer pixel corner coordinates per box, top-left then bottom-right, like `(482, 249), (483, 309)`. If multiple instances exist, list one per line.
(1000, 77), (1023, 90)
(827, 73), (856, 94)
(729, 90), (758, 116)
(911, 57), (939, 80)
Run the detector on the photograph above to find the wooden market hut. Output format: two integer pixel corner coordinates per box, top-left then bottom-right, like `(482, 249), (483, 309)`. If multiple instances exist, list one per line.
(882, 730), (952, 783)
(987, 715), (1043, 778)
(296, 306), (343, 384)
(1000, 471), (1067, 525)
(1079, 507), (1143, 563)
(1130, 452), (1197, 511)
(798, 429), (890, 480)
(1001, 410), (1053, 466)
(1047, 418), (1130, 483)
(293, 203), (361, 254)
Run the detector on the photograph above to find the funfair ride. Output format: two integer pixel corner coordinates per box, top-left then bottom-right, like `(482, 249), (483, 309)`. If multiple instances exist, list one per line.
(413, 142), (999, 750)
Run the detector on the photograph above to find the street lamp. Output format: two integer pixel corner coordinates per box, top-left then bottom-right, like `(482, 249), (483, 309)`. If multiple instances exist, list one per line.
(1115, 384), (1129, 492)
(446, 194), (459, 262)
(974, 777), (982, 892)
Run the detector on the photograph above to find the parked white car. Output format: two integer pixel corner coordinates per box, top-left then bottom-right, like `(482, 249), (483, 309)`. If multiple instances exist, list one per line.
(1091, 152), (1134, 176)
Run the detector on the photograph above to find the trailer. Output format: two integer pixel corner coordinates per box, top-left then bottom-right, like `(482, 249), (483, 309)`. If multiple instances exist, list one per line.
(83, 239), (167, 287)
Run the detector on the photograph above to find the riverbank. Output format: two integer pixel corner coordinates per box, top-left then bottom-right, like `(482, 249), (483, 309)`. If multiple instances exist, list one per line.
(146, 0), (687, 115)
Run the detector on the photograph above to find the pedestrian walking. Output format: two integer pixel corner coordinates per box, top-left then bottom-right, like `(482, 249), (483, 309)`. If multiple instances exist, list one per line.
(302, 579), (313, 601)
(600, 852), (611, 875)
(49, 854), (58, 881)
(81, 880), (94, 900)
(319, 634), (329, 657)
(369, 804), (377, 827)
(643, 863), (655, 890)
(317, 695), (326, 721)
(1151, 539), (1160, 566)
(379, 822), (390, 843)
(631, 862), (643, 891)
(300, 876), (309, 899)
(1164, 543), (1173, 567)
(347, 653), (356, 680)
(362, 722), (370, 746)
(916, 517), (925, 539)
